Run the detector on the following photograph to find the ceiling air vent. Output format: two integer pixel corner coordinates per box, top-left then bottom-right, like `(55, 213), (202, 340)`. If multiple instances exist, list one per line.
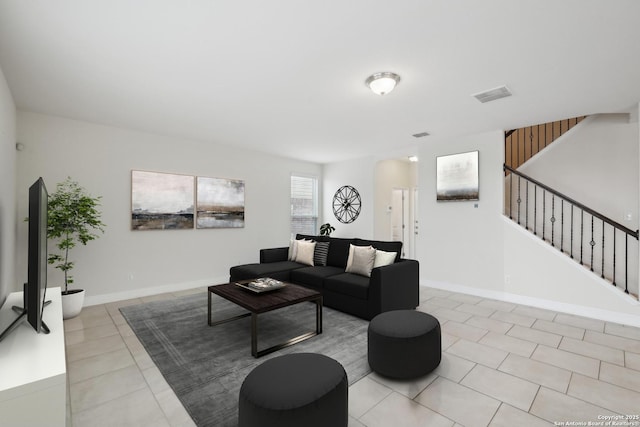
(412, 131), (430, 138)
(472, 85), (512, 103)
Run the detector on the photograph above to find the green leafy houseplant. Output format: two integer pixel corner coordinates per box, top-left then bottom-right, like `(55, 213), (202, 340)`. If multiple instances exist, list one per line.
(47, 177), (105, 294)
(319, 223), (335, 236)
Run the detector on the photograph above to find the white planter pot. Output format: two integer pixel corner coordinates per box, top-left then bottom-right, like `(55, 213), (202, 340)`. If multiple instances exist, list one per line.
(61, 289), (85, 319)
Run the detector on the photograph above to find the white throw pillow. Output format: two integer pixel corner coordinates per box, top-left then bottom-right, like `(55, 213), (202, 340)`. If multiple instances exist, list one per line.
(345, 244), (369, 271)
(373, 249), (397, 268)
(345, 244), (357, 271)
(294, 240), (316, 266)
(288, 238), (310, 261)
(345, 244), (376, 277)
(288, 239), (297, 261)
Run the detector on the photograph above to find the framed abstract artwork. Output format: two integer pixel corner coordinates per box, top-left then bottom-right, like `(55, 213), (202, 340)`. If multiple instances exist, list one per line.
(196, 176), (245, 228)
(436, 150), (479, 201)
(131, 170), (195, 230)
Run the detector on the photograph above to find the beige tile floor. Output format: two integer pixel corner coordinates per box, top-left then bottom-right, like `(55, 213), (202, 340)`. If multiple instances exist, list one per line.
(64, 286), (640, 427)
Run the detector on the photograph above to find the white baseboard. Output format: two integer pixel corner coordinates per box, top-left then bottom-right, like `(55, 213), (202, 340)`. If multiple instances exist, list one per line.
(421, 279), (640, 328)
(83, 275), (228, 306)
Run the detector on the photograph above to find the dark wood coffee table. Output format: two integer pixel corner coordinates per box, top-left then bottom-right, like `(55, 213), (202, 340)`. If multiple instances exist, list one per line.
(207, 281), (322, 358)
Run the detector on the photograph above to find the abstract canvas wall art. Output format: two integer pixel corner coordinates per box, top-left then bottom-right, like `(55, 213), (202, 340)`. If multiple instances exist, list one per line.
(436, 151), (479, 201)
(196, 176), (245, 228)
(131, 170), (195, 230)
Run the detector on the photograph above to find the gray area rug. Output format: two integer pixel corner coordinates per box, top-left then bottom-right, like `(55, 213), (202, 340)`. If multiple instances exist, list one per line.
(120, 291), (370, 427)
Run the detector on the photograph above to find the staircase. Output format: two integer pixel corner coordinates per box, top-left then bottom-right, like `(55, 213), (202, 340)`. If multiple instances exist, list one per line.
(504, 116), (639, 300)
(505, 116), (586, 171)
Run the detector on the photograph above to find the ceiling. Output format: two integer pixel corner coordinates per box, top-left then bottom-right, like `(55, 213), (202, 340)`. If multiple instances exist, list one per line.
(1, 1), (639, 164)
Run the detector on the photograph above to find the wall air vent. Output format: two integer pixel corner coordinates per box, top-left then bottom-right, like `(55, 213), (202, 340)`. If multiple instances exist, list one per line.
(412, 131), (430, 138)
(472, 85), (512, 103)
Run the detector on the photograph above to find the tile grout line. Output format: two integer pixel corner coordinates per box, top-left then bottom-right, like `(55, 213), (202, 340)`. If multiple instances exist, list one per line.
(560, 374), (638, 416)
(133, 303), (176, 424)
(526, 384), (542, 415)
(408, 380), (467, 426)
(67, 303), (170, 426)
(486, 402), (504, 426)
(596, 362), (640, 394)
(351, 379), (393, 424)
(115, 309), (177, 427)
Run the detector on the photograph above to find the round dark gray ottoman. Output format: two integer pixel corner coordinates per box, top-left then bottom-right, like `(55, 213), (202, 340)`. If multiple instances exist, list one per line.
(368, 310), (441, 379)
(238, 353), (348, 427)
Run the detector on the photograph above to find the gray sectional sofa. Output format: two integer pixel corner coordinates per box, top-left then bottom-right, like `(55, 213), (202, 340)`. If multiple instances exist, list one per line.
(229, 234), (419, 320)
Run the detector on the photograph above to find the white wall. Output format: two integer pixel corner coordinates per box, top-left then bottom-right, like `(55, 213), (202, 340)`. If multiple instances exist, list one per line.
(519, 114), (639, 228)
(414, 125), (640, 324)
(503, 219), (639, 323)
(16, 112), (322, 304)
(322, 157), (375, 238)
(418, 130), (506, 292)
(0, 65), (16, 305)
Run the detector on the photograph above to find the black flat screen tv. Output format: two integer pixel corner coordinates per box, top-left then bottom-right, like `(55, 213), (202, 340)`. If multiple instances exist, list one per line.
(0, 177), (50, 342)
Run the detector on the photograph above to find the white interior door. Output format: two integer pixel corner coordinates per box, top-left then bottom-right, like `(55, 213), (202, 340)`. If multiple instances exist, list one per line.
(411, 187), (418, 259)
(391, 188), (410, 257)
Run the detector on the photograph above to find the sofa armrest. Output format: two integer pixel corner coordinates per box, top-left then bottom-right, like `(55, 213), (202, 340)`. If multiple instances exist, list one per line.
(260, 247), (289, 263)
(368, 259), (419, 317)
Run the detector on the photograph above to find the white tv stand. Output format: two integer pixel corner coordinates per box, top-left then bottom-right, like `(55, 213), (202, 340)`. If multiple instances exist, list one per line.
(0, 287), (66, 426)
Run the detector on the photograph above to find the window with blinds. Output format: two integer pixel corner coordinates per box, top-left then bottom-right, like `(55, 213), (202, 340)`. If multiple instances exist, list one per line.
(290, 175), (318, 236)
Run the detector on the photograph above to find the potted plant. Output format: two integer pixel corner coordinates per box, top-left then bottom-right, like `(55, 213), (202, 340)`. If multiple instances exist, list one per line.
(47, 177), (105, 319)
(319, 223), (335, 236)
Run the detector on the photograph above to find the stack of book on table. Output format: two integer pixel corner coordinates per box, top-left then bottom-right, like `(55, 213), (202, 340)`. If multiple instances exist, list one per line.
(236, 278), (286, 293)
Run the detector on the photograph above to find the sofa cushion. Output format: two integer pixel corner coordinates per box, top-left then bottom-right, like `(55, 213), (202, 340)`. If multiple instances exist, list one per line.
(324, 273), (370, 300)
(290, 266), (344, 289)
(261, 247), (289, 263)
(230, 261), (304, 281)
(325, 237), (354, 268)
(355, 239), (403, 262)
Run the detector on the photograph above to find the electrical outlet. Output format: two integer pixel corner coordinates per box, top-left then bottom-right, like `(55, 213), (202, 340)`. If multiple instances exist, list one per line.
(504, 274), (511, 285)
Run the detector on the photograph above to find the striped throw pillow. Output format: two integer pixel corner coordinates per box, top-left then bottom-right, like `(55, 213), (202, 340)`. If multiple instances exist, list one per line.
(313, 241), (330, 266)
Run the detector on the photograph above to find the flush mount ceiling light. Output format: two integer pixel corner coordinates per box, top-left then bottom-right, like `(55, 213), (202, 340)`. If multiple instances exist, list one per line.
(408, 155), (418, 162)
(365, 72), (400, 95)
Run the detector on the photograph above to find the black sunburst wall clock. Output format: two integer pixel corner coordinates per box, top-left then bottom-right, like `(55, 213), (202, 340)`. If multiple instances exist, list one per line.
(332, 185), (361, 224)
